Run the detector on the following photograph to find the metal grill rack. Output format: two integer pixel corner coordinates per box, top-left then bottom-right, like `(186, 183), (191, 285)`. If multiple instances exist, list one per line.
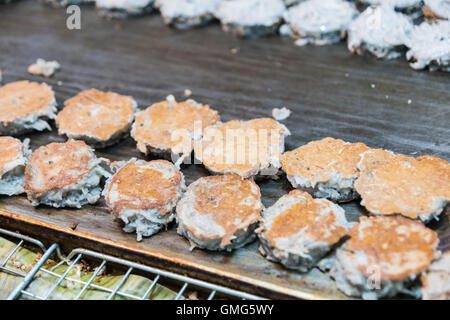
(0, 228), (263, 300)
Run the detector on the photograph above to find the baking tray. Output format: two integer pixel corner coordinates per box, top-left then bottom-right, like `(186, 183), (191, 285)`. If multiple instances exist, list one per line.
(0, 1), (449, 299)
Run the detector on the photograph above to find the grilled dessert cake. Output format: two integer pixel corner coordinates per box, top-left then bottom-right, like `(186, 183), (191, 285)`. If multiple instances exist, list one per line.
(194, 118), (290, 179)
(215, 0), (286, 37)
(406, 20), (450, 71)
(131, 97), (220, 164)
(0, 80), (57, 136)
(156, 0), (220, 29)
(257, 190), (352, 272)
(280, 137), (371, 202)
(283, 0), (358, 46)
(24, 140), (111, 208)
(0, 136), (30, 196)
(56, 89), (137, 148)
(347, 5), (414, 59)
(104, 159), (185, 241)
(355, 154), (450, 223)
(331, 215), (440, 300)
(176, 174), (263, 251)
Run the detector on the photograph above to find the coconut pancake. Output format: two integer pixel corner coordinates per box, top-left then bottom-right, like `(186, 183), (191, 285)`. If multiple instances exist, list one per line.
(258, 190), (352, 272)
(176, 174), (263, 251)
(156, 0), (220, 29)
(215, 0), (286, 37)
(24, 140), (110, 208)
(406, 20), (450, 72)
(194, 118), (290, 179)
(283, 0), (358, 46)
(0, 137), (28, 174)
(104, 159), (184, 241)
(281, 137), (370, 202)
(132, 98), (220, 160)
(0, 136), (30, 195)
(421, 251), (450, 300)
(331, 215), (440, 299)
(56, 89), (137, 148)
(355, 155), (450, 222)
(0, 80), (57, 135)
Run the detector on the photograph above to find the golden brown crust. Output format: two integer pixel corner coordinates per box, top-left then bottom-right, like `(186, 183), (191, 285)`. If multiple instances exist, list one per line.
(189, 174), (262, 247)
(355, 155), (450, 219)
(263, 190), (349, 245)
(0, 136), (24, 171)
(345, 216), (439, 280)
(132, 100), (220, 155)
(356, 148), (402, 174)
(56, 89), (136, 141)
(105, 159), (182, 215)
(24, 140), (94, 193)
(0, 81), (54, 123)
(194, 118), (288, 177)
(281, 137), (370, 182)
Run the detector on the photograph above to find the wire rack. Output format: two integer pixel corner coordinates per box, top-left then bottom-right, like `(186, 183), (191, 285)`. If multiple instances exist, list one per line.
(0, 228), (263, 300)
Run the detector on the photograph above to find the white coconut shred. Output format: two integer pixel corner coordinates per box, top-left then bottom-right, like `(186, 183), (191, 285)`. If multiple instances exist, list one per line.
(347, 5), (414, 59)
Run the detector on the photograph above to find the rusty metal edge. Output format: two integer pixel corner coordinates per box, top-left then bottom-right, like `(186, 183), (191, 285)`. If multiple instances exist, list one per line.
(0, 209), (335, 300)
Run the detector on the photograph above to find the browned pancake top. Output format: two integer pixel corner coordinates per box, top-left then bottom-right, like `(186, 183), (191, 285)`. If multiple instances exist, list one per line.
(192, 174), (262, 247)
(346, 216), (439, 280)
(355, 155), (450, 219)
(106, 160), (182, 214)
(356, 148), (402, 174)
(0, 136), (24, 171)
(264, 190), (349, 245)
(24, 140), (94, 193)
(133, 100), (220, 155)
(281, 137), (370, 182)
(194, 118), (288, 177)
(0, 81), (54, 122)
(56, 89), (135, 141)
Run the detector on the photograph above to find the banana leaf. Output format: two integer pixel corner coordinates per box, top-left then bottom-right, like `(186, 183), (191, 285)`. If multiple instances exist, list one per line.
(0, 236), (182, 300)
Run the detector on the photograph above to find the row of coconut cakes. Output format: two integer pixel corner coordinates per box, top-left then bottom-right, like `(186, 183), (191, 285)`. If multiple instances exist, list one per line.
(0, 80), (449, 300)
(36, 0), (450, 72)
